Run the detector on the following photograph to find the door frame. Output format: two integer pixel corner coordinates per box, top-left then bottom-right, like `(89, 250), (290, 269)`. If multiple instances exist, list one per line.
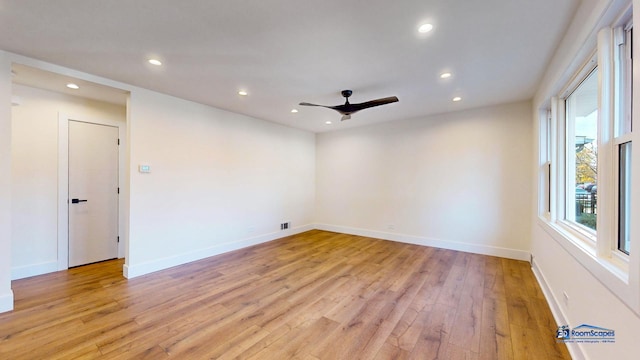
(57, 113), (126, 270)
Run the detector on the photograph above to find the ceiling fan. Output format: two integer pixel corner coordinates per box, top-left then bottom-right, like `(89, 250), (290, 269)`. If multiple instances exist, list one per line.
(299, 90), (399, 121)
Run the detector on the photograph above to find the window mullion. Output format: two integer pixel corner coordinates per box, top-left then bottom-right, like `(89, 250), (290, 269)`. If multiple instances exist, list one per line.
(551, 97), (561, 222)
(565, 95), (577, 223)
(597, 27), (616, 257)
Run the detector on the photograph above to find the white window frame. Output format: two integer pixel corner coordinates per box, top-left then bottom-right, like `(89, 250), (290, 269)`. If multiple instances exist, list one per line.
(551, 54), (599, 248)
(538, 108), (552, 220)
(613, 21), (633, 258)
(566, 67), (599, 236)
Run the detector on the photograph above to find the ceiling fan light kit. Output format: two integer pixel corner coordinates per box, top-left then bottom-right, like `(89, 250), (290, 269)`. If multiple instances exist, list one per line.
(299, 90), (398, 121)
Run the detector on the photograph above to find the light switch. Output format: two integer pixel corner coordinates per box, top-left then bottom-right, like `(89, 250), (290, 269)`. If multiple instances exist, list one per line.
(138, 164), (151, 173)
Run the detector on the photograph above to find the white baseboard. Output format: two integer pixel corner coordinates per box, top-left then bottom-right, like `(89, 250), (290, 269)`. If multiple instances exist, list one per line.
(11, 261), (59, 280)
(8, 223), (529, 283)
(0, 290), (14, 313)
(531, 258), (585, 360)
(314, 224), (531, 261)
(124, 224), (314, 279)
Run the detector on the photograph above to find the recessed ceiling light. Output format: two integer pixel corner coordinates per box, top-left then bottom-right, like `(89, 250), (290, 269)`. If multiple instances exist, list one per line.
(238, 90), (248, 96)
(418, 23), (434, 33)
(148, 59), (162, 66)
(452, 96), (462, 102)
(66, 83), (80, 90)
(325, 121), (332, 125)
(440, 72), (452, 79)
(291, 109), (298, 113)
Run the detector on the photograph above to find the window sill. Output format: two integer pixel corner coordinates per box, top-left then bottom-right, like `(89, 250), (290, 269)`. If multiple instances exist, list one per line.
(555, 220), (597, 250)
(536, 216), (639, 315)
(539, 217), (629, 283)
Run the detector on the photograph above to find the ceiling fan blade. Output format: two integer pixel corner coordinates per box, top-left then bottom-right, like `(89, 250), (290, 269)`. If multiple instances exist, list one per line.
(299, 102), (339, 109)
(349, 96), (399, 112)
(330, 96), (399, 115)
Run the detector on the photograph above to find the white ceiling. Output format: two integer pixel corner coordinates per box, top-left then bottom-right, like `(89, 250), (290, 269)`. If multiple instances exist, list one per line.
(1, 0), (579, 133)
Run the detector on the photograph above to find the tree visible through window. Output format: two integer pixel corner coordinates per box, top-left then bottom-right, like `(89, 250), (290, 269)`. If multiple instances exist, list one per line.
(576, 137), (597, 184)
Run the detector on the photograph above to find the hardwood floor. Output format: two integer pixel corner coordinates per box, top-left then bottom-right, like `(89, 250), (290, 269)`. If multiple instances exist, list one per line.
(0, 230), (570, 359)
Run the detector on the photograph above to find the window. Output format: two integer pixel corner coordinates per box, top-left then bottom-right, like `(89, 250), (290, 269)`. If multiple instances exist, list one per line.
(536, 0), (638, 316)
(565, 69), (599, 231)
(541, 19), (633, 255)
(539, 109), (553, 217)
(614, 23), (633, 254)
(546, 21), (632, 251)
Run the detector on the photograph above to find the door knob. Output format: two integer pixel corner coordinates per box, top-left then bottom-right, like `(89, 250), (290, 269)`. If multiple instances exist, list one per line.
(71, 198), (88, 204)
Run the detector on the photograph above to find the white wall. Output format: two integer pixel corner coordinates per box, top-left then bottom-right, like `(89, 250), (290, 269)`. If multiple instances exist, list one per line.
(316, 101), (532, 260)
(530, 0), (640, 359)
(11, 84), (126, 279)
(0, 52), (14, 312)
(124, 88), (316, 277)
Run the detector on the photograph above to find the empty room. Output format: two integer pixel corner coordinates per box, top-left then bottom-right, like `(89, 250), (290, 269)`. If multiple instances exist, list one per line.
(1, 0), (639, 359)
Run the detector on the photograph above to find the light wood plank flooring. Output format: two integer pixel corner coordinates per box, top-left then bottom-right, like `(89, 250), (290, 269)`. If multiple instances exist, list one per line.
(0, 230), (570, 359)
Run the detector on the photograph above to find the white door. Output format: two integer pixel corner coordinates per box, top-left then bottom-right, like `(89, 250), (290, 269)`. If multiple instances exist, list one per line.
(68, 120), (119, 267)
